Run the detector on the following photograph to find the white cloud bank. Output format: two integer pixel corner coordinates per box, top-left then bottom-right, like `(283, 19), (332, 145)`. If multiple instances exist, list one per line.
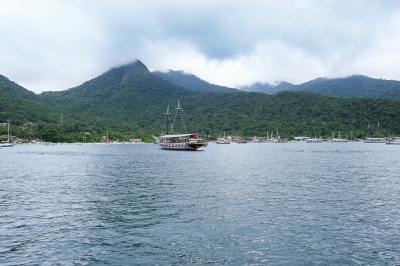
(1, 0), (400, 93)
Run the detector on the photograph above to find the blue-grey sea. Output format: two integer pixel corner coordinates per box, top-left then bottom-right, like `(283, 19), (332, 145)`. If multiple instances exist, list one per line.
(1, 142), (400, 265)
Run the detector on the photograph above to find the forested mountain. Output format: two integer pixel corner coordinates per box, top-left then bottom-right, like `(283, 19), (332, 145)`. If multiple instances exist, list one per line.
(40, 60), (198, 134)
(240, 75), (400, 99)
(152, 70), (239, 93)
(161, 69), (400, 99)
(2, 60), (400, 142)
(292, 75), (400, 99)
(182, 91), (400, 139)
(39, 60), (400, 140)
(0, 74), (58, 125)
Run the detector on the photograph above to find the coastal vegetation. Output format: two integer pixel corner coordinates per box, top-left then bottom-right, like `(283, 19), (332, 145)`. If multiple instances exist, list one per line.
(1, 61), (400, 142)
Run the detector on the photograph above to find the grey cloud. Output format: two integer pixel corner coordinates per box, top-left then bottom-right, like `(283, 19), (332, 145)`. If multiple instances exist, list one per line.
(1, 0), (400, 93)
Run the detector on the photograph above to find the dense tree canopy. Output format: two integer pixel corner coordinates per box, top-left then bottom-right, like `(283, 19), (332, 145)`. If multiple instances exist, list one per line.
(1, 61), (400, 142)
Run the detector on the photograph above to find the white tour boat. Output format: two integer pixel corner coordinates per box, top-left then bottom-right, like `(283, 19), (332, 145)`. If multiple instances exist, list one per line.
(159, 101), (205, 151)
(159, 133), (205, 150)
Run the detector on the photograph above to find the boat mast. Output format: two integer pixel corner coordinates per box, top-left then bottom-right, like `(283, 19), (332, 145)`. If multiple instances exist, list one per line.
(176, 100), (182, 134)
(7, 120), (10, 143)
(169, 100), (187, 135)
(165, 105), (170, 135)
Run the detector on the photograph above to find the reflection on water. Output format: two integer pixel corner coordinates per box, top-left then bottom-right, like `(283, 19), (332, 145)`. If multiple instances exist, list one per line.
(1, 142), (400, 265)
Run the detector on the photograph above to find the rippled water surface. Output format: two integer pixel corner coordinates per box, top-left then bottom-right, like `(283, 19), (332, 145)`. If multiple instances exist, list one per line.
(1, 142), (400, 265)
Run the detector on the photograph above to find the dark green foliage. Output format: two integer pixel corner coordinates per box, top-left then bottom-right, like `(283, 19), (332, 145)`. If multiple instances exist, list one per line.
(0, 75), (59, 125)
(291, 75), (400, 99)
(152, 70), (240, 93)
(2, 61), (400, 142)
(39, 61), (198, 136)
(177, 91), (400, 139)
(242, 75), (400, 99)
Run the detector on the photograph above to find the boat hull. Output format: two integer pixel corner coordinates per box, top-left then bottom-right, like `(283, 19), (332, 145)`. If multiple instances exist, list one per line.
(159, 142), (203, 150)
(0, 143), (13, 147)
(364, 139), (386, 143)
(386, 141), (400, 145)
(158, 133), (205, 151)
(307, 139), (322, 143)
(329, 139), (347, 142)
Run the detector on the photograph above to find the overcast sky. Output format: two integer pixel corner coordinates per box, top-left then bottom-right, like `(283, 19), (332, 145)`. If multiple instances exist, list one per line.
(1, 0), (400, 93)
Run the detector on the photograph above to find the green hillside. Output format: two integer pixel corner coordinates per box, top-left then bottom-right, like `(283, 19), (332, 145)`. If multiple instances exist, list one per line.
(291, 75), (400, 99)
(0, 75), (59, 138)
(2, 60), (400, 142)
(39, 60), (199, 141)
(152, 70), (240, 93)
(40, 61), (400, 140)
(179, 91), (400, 139)
(241, 75), (400, 99)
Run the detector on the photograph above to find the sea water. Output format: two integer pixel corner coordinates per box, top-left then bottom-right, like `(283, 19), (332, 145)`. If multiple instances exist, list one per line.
(1, 142), (399, 265)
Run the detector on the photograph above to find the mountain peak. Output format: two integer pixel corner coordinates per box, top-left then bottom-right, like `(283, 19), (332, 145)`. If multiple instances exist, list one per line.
(111, 60), (151, 83)
(74, 60), (152, 90)
(118, 60), (149, 72)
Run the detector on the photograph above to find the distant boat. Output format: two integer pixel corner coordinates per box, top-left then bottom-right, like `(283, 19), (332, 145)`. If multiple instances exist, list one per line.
(386, 137), (400, 145)
(158, 101), (205, 150)
(216, 139), (230, 144)
(307, 135), (322, 143)
(0, 121), (13, 147)
(216, 132), (230, 144)
(0, 143), (13, 147)
(236, 139), (248, 144)
(329, 131), (347, 142)
(106, 131), (110, 145)
(42, 142), (55, 146)
(364, 138), (385, 143)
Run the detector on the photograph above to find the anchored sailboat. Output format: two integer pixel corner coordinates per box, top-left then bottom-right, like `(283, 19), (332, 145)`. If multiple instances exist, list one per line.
(158, 100), (205, 150)
(329, 131), (347, 142)
(216, 132), (230, 144)
(0, 121), (14, 147)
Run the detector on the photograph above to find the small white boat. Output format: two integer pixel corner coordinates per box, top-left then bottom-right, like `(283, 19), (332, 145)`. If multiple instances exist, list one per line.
(386, 137), (400, 145)
(0, 143), (13, 147)
(216, 132), (230, 144)
(42, 142), (55, 146)
(0, 121), (14, 147)
(106, 131), (111, 145)
(307, 138), (322, 143)
(216, 138), (230, 144)
(364, 138), (385, 143)
(307, 135), (322, 143)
